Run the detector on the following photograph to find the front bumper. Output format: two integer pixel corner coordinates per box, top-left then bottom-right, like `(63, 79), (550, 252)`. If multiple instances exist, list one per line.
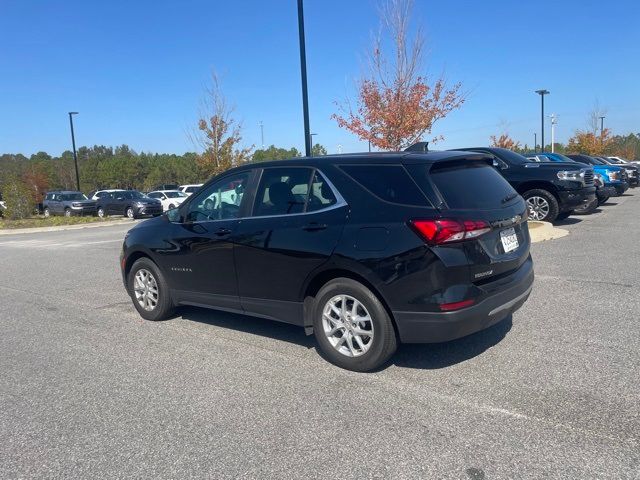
(557, 186), (596, 212)
(393, 257), (534, 343)
(70, 205), (97, 215)
(597, 186), (617, 200)
(135, 204), (163, 217)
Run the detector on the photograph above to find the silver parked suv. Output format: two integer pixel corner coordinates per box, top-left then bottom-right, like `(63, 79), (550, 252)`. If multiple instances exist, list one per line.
(43, 191), (97, 217)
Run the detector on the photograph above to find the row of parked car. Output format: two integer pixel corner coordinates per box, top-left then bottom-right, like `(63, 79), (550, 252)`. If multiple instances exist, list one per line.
(41, 183), (204, 219)
(456, 148), (637, 222)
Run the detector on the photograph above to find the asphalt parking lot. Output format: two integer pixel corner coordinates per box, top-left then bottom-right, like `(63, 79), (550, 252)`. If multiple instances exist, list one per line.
(1, 196), (638, 479)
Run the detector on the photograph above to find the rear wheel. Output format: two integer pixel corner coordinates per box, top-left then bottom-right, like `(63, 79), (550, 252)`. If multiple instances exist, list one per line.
(598, 196), (609, 206)
(312, 278), (397, 372)
(523, 189), (559, 222)
(44, 207), (51, 218)
(97, 207), (106, 218)
(126, 206), (135, 219)
(127, 257), (174, 321)
(64, 208), (72, 217)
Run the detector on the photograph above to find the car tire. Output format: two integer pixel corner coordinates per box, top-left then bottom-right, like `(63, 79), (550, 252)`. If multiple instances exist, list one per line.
(64, 208), (72, 217)
(523, 189), (559, 222)
(127, 257), (174, 321)
(168, 203), (175, 210)
(573, 197), (598, 215)
(555, 211), (572, 220)
(126, 207), (135, 219)
(312, 278), (397, 372)
(598, 196), (609, 206)
(97, 207), (106, 218)
(44, 207), (51, 218)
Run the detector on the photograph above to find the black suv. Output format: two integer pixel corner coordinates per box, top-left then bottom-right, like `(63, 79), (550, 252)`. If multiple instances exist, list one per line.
(458, 147), (596, 222)
(120, 151), (534, 371)
(96, 190), (162, 219)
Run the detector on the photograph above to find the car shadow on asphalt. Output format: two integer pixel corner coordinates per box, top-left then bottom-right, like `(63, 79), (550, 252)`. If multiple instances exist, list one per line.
(179, 305), (513, 371)
(178, 306), (316, 348)
(554, 217), (582, 225)
(390, 315), (513, 370)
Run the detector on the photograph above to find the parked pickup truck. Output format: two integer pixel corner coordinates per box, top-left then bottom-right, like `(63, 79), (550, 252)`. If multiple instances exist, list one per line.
(565, 154), (629, 196)
(456, 147), (596, 223)
(525, 152), (617, 205)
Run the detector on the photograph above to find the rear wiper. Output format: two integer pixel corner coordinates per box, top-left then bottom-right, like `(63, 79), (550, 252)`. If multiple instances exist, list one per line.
(501, 192), (519, 204)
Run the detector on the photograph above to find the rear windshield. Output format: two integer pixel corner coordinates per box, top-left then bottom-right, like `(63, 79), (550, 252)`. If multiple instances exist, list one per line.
(340, 165), (429, 206)
(421, 161), (517, 209)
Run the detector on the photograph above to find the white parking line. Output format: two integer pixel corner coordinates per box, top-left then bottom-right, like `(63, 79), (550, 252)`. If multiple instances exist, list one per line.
(0, 239), (122, 249)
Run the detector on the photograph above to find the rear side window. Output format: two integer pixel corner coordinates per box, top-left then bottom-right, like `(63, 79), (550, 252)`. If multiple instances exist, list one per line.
(340, 165), (429, 206)
(412, 161), (517, 209)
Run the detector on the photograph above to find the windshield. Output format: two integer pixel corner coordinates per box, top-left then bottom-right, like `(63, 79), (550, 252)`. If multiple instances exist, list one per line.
(62, 193), (87, 201)
(495, 148), (531, 165)
(165, 191), (187, 198)
(589, 157), (606, 165)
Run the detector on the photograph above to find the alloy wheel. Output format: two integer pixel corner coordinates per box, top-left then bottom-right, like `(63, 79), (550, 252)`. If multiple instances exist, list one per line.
(44, 208), (50, 218)
(64, 209), (71, 217)
(98, 208), (105, 218)
(133, 268), (159, 311)
(322, 295), (374, 357)
(126, 207), (134, 219)
(526, 196), (550, 221)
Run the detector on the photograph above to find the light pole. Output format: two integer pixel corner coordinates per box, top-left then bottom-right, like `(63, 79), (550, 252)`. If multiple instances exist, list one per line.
(549, 113), (557, 153)
(309, 133), (317, 154)
(535, 90), (549, 152)
(534, 133), (537, 152)
(68, 112), (80, 191)
(599, 116), (605, 140)
(259, 121), (264, 149)
(297, 0), (312, 157)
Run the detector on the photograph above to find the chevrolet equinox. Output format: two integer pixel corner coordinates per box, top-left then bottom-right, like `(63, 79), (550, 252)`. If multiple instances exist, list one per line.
(120, 151), (534, 371)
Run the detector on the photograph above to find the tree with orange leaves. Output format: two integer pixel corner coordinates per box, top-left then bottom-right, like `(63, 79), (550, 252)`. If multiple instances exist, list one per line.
(489, 133), (521, 150)
(332, 0), (465, 151)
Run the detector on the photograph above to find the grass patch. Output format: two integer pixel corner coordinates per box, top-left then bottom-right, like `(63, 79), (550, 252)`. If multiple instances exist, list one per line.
(0, 215), (120, 230)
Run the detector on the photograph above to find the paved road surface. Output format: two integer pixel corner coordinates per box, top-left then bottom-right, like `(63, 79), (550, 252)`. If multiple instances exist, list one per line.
(1, 197), (638, 478)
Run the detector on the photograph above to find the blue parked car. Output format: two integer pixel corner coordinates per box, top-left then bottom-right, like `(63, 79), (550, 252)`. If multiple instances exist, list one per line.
(565, 154), (628, 197)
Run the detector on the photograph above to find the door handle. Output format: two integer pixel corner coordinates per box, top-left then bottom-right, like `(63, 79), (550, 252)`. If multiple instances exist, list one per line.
(302, 223), (328, 231)
(214, 228), (232, 236)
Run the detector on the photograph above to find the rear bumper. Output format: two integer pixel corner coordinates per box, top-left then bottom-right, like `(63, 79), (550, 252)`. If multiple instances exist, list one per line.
(557, 186), (596, 212)
(393, 257), (534, 343)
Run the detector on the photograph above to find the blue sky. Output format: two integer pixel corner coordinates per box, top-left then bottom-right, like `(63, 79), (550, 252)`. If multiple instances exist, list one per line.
(1, 0), (638, 156)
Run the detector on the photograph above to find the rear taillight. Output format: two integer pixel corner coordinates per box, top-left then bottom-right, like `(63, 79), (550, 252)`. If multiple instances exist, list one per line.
(410, 219), (491, 245)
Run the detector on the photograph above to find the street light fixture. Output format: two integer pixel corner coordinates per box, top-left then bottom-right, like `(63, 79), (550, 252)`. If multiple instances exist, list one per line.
(535, 90), (549, 153)
(68, 112), (80, 191)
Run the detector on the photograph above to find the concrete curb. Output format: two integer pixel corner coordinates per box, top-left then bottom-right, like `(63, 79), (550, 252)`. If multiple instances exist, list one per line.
(528, 220), (568, 243)
(0, 219), (137, 236)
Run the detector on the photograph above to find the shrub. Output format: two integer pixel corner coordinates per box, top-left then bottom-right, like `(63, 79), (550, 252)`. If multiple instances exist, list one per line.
(1, 175), (33, 219)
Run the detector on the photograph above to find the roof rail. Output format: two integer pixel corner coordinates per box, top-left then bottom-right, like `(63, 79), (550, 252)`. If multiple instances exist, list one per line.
(404, 142), (429, 152)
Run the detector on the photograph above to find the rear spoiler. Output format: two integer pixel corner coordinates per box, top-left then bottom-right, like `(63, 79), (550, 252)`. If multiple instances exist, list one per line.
(404, 142), (429, 152)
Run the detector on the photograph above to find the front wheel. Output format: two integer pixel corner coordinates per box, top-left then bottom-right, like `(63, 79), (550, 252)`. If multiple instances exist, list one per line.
(312, 278), (397, 372)
(64, 208), (72, 217)
(97, 207), (106, 218)
(598, 196), (609, 206)
(127, 257), (174, 321)
(126, 207), (135, 219)
(44, 208), (51, 218)
(523, 189), (559, 222)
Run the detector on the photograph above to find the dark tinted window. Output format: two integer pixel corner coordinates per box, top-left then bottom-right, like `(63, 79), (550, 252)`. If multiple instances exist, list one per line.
(253, 167), (313, 216)
(340, 165), (428, 206)
(61, 193), (86, 201)
(307, 171), (338, 212)
(428, 161), (518, 209)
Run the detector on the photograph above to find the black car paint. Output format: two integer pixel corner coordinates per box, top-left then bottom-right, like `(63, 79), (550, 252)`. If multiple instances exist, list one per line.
(121, 152), (534, 344)
(458, 147), (596, 214)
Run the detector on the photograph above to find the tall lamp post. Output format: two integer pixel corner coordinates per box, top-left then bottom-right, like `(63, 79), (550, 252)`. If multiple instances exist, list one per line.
(68, 112), (80, 190)
(535, 90), (549, 152)
(599, 116), (605, 141)
(297, 0), (312, 157)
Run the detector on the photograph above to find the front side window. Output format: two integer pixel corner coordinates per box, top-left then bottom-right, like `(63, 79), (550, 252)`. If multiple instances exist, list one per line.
(185, 173), (249, 222)
(253, 167), (314, 217)
(62, 193), (87, 201)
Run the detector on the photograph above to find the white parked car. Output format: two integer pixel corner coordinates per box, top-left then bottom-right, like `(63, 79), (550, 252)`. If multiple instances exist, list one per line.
(179, 184), (203, 196)
(87, 189), (125, 200)
(608, 156), (640, 166)
(146, 190), (188, 211)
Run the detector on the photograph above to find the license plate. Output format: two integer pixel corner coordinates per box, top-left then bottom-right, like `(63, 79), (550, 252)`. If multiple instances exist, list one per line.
(500, 227), (519, 253)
